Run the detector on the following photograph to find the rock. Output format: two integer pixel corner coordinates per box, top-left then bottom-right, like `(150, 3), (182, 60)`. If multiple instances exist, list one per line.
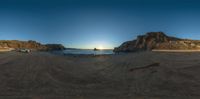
(45, 44), (66, 51)
(114, 32), (200, 52)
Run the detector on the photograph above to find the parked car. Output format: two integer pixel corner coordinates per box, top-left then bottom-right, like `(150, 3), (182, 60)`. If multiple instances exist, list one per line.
(19, 49), (31, 53)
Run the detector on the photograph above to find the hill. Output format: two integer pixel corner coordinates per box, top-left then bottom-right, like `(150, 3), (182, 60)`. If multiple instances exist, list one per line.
(0, 40), (65, 51)
(114, 32), (200, 52)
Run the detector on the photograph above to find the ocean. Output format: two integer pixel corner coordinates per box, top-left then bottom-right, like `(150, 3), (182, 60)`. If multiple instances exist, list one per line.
(51, 49), (114, 55)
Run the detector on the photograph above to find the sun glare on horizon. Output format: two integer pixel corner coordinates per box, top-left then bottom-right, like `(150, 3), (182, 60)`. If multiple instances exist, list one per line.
(97, 45), (104, 49)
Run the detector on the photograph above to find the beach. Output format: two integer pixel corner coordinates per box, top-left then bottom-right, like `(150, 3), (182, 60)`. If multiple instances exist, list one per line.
(152, 49), (200, 52)
(0, 51), (200, 99)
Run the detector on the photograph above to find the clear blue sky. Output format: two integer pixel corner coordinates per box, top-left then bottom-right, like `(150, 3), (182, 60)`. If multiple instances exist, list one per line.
(0, 0), (200, 49)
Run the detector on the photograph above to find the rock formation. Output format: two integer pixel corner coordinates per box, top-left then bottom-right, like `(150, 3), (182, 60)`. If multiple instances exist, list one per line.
(114, 32), (200, 52)
(0, 40), (66, 51)
(45, 44), (66, 51)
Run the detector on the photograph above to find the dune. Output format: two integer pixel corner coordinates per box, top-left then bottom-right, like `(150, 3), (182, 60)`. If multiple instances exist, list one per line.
(0, 51), (200, 99)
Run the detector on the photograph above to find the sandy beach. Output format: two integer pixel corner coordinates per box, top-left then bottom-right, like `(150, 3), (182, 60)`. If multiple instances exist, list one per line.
(152, 49), (200, 52)
(0, 51), (200, 99)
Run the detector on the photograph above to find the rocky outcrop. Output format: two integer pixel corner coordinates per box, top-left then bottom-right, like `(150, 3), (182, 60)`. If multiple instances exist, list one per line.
(0, 40), (66, 51)
(114, 32), (200, 52)
(45, 44), (66, 51)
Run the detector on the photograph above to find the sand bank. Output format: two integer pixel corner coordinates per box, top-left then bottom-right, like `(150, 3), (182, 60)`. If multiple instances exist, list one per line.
(0, 48), (14, 52)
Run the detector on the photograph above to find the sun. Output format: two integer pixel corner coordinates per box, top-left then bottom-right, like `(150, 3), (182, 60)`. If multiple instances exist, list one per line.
(98, 45), (104, 50)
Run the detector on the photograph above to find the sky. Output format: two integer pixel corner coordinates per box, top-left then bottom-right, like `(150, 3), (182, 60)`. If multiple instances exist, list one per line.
(0, 0), (200, 49)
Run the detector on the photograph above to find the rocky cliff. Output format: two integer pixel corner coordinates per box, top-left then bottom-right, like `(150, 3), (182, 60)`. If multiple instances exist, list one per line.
(114, 32), (200, 52)
(0, 40), (66, 51)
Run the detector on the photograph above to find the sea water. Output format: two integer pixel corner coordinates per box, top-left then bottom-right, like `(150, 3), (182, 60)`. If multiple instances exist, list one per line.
(52, 49), (114, 55)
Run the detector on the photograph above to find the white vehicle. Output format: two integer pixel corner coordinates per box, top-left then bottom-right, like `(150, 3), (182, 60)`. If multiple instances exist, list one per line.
(19, 49), (31, 53)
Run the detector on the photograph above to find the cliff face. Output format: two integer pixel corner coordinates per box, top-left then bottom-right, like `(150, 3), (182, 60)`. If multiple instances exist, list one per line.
(114, 32), (200, 52)
(0, 40), (65, 51)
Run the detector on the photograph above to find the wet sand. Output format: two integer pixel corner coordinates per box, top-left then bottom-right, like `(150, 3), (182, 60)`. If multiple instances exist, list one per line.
(0, 51), (200, 99)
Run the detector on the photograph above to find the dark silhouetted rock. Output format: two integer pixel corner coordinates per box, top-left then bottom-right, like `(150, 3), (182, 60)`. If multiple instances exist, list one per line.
(45, 44), (66, 51)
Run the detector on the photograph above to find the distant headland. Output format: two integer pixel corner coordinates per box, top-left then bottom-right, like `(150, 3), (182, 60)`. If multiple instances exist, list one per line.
(0, 40), (66, 51)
